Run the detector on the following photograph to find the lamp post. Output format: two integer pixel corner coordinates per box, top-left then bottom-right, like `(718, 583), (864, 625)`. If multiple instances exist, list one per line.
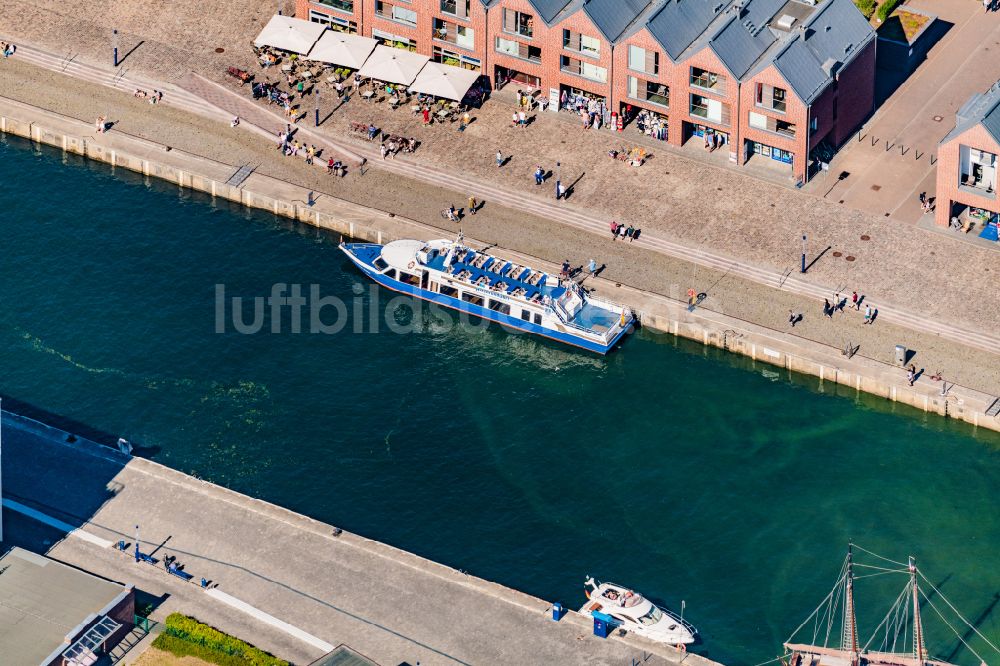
(555, 161), (562, 200)
(314, 86), (320, 127)
(800, 234), (807, 273)
(112, 29), (119, 67)
(134, 524), (140, 562)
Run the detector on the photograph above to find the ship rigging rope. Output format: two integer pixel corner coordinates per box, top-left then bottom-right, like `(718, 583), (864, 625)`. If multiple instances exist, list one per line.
(852, 544), (910, 568)
(854, 570), (909, 580)
(751, 656), (787, 666)
(861, 580), (912, 654)
(917, 569), (1000, 658)
(919, 587), (989, 666)
(853, 563), (910, 574)
(786, 565), (847, 643)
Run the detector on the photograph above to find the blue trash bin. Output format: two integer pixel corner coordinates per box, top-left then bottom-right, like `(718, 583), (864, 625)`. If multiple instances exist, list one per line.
(552, 603), (563, 621)
(593, 611), (613, 638)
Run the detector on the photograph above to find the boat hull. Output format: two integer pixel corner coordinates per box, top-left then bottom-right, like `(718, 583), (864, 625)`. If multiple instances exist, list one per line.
(340, 243), (631, 354)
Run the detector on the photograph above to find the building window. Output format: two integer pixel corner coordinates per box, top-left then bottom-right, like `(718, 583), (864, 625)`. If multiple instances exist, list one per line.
(502, 9), (533, 38)
(495, 37), (541, 64)
(690, 94), (729, 126)
(372, 29), (416, 51)
(375, 1), (417, 27)
(440, 0), (470, 19)
(627, 76), (668, 108)
(315, 0), (354, 13)
(690, 66), (726, 95)
(754, 83), (786, 113)
(960, 146), (997, 192)
(749, 111), (795, 138)
(433, 46), (480, 70)
(433, 18), (474, 50)
(627, 45), (658, 76)
(563, 30), (600, 58)
(309, 9), (358, 33)
(561, 55), (607, 83)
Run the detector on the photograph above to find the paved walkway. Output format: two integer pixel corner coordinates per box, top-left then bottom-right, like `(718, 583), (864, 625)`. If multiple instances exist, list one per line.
(7, 42), (1000, 357)
(1, 413), (712, 666)
(805, 2), (1000, 221)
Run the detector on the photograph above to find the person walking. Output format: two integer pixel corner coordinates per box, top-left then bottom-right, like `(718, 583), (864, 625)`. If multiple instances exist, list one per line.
(518, 110), (527, 128)
(468, 196), (478, 215)
(557, 182), (566, 200)
(588, 258), (597, 275)
(561, 259), (571, 279)
(380, 143), (388, 160)
(851, 290), (859, 310)
(863, 304), (873, 325)
(496, 149), (503, 167)
(823, 298), (833, 318)
(610, 220), (619, 239)
(625, 224), (635, 240)
(906, 365), (916, 386)
(789, 311), (800, 327)
(422, 106), (430, 124)
(534, 166), (544, 186)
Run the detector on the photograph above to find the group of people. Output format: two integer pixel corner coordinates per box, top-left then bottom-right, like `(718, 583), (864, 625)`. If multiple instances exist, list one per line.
(792, 290), (875, 328)
(132, 89), (162, 104)
(919, 191), (935, 214)
(703, 131), (726, 152)
(609, 220), (640, 242)
(561, 91), (610, 131)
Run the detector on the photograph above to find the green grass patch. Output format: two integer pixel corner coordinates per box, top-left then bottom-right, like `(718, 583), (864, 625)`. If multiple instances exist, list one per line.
(854, 0), (877, 19)
(877, 0), (905, 22)
(153, 613), (289, 666)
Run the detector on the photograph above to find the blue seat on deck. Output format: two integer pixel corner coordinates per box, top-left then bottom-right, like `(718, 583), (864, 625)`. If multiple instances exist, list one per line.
(481, 257), (494, 271)
(514, 268), (530, 281)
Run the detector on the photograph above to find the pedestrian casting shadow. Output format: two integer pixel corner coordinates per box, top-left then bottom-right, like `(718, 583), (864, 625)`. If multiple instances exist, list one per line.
(499, 156), (512, 168)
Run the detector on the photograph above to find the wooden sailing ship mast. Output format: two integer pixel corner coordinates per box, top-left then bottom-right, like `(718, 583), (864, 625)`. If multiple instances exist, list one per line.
(783, 545), (997, 666)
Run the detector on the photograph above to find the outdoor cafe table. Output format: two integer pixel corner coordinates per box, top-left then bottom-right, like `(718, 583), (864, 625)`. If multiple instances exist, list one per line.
(436, 109), (450, 120)
(361, 90), (375, 100)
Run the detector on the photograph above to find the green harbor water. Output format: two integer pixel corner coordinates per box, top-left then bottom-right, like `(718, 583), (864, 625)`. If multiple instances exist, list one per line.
(1, 134), (998, 666)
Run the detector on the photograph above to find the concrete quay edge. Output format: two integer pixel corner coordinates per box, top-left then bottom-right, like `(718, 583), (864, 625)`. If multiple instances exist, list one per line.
(0, 412), (719, 666)
(1, 94), (996, 438)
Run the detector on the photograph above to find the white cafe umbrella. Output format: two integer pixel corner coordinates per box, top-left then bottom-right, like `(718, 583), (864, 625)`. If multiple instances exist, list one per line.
(356, 45), (430, 86)
(304, 31), (378, 69)
(253, 15), (327, 54)
(409, 61), (481, 101)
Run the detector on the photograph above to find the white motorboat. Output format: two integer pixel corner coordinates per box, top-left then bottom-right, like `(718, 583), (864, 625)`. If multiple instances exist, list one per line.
(580, 577), (697, 645)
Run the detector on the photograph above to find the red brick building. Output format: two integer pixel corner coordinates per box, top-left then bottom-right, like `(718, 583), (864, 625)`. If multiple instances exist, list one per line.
(297, 0), (876, 183)
(934, 81), (1000, 236)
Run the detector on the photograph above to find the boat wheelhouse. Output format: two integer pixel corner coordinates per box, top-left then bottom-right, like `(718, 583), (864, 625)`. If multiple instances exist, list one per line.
(340, 236), (634, 354)
(579, 577), (697, 646)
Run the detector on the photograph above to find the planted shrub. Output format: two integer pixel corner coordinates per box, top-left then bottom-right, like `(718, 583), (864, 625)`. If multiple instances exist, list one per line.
(877, 0), (905, 22)
(854, 0), (877, 19)
(157, 613), (289, 666)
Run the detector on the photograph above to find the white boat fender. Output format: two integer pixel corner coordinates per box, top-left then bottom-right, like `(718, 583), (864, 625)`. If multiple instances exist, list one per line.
(408, 261), (415, 269)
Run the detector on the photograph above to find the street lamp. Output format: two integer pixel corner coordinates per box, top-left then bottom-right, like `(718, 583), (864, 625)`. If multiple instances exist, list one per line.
(555, 161), (562, 200)
(112, 29), (119, 67)
(800, 234), (807, 273)
(314, 87), (320, 127)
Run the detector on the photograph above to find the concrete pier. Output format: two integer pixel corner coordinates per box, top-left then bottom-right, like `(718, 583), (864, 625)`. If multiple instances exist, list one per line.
(0, 411), (719, 666)
(0, 95), (996, 435)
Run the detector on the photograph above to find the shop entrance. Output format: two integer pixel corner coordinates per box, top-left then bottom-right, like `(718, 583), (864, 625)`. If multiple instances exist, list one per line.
(619, 103), (667, 140)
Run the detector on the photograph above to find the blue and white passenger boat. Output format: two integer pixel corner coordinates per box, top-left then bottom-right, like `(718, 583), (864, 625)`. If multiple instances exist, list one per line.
(340, 234), (635, 353)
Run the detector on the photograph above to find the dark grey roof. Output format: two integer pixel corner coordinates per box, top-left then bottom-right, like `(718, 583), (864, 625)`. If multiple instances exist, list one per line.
(527, 0), (577, 24)
(771, 0), (875, 103)
(707, 0), (783, 79)
(942, 80), (1000, 146)
(582, 0), (651, 43)
(646, 0), (732, 63)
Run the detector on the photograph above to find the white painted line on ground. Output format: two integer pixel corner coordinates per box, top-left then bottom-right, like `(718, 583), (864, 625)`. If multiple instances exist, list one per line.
(2, 498), (114, 548)
(205, 588), (335, 653)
